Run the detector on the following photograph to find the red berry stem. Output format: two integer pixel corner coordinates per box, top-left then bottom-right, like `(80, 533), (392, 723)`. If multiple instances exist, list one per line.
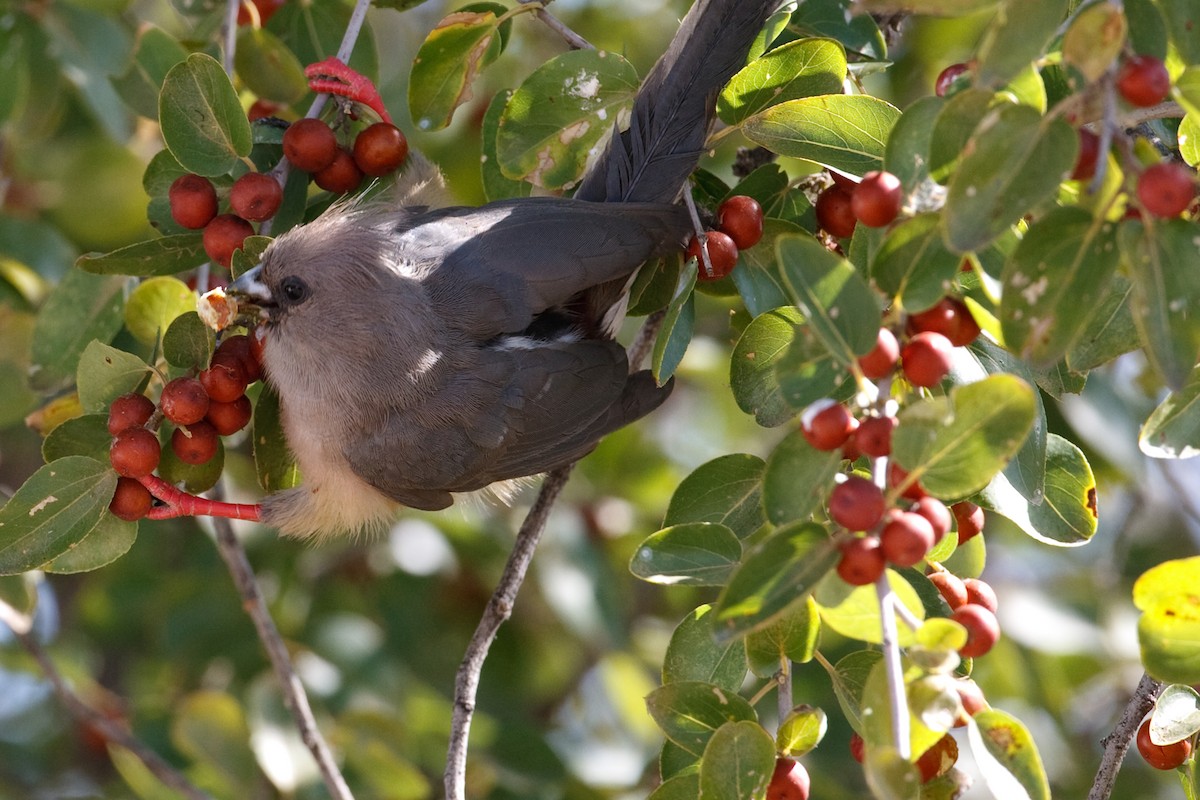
(138, 474), (262, 522)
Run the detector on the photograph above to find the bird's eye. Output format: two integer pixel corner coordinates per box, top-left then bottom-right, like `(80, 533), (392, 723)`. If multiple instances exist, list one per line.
(279, 276), (310, 304)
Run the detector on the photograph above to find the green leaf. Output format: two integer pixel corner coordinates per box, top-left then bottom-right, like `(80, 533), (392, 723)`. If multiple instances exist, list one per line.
(698, 721), (775, 800)
(163, 311), (216, 371)
(481, 90), (531, 201)
(1061, 1), (1127, 82)
(77, 234), (207, 276)
(43, 513), (137, 574)
(857, 0), (999, 13)
(1161, 0), (1200, 63)
(651, 265), (696, 383)
(713, 522), (840, 641)
(776, 706), (827, 757)
(975, 0), (1069, 88)
(731, 307), (806, 427)
(30, 270), (126, 392)
(1135, 557), (1200, 684)
(742, 95), (901, 176)
(943, 105), (1077, 253)
(124, 276), (195, 346)
(76, 341), (152, 414)
(1066, 275), (1139, 372)
(644, 681), (757, 756)
(1000, 207), (1121, 366)
(663, 605), (748, 692)
(630, 523), (741, 587)
(0, 20), (30, 126)
(1125, 0), (1169, 62)
(159, 53), (252, 176)
(1143, 364), (1200, 458)
(409, 9), (501, 132)
(967, 709), (1051, 800)
(893, 374), (1037, 500)
(1123, 219), (1200, 389)
(791, 0), (887, 59)
(42, 414), (111, 463)
(628, 257), (681, 317)
(1151, 685), (1200, 745)
(717, 38), (847, 125)
(762, 430), (844, 525)
(1178, 68), (1200, 119)
(110, 24), (188, 119)
(745, 596), (821, 677)
(253, 385), (300, 492)
(496, 49), (638, 189)
(664, 454), (766, 538)
(871, 214), (963, 312)
(171, 691), (258, 794)
(884, 95), (945, 190)
(776, 234), (880, 366)
(647, 773), (700, 800)
(0, 456), (115, 575)
(159, 426), (224, 494)
(234, 27), (308, 105)
(1181, 114), (1200, 169)
(824, 650), (883, 732)
(732, 219), (800, 318)
(928, 89), (1005, 183)
(814, 569), (926, 646)
(860, 662), (946, 773)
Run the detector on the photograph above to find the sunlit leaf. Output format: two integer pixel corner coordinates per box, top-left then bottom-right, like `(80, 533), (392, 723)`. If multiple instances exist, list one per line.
(698, 721), (775, 800)
(645, 681), (757, 756)
(742, 95), (901, 176)
(630, 523), (741, 587)
(717, 38), (846, 125)
(664, 454), (766, 538)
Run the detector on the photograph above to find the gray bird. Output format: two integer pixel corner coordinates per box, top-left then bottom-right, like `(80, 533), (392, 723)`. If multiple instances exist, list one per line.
(226, 0), (782, 538)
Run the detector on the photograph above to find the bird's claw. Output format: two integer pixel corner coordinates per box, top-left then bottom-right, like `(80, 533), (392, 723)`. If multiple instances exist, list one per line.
(305, 57), (392, 124)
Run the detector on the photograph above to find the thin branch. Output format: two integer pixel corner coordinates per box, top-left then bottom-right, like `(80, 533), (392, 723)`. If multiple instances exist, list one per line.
(0, 601), (212, 800)
(516, 0), (593, 50)
(875, 581), (910, 759)
(222, 0), (239, 76)
(209, 514), (355, 800)
(445, 464), (573, 800)
(776, 658), (793, 725)
(1088, 672), (1164, 800)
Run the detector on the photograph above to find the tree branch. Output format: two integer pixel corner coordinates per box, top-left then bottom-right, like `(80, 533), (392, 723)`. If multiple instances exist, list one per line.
(515, 0), (593, 50)
(0, 600), (213, 800)
(209, 514), (356, 800)
(1087, 672), (1164, 800)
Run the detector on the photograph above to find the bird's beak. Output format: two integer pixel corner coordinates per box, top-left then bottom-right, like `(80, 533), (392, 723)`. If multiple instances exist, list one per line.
(225, 264), (277, 321)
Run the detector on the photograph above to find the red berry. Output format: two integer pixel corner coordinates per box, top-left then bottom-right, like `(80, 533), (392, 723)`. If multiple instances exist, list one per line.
(160, 377), (210, 426)
(858, 327), (900, 379)
(171, 421), (219, 465)
(963, 577), (998, 613)
(801, 399), (858, 451)
(952, 501), (985, 545)
(901, 331), (954, 388)
(935, 62), (971, 97)
(168, 174), (218, 230)
(247, 98), (283, 121)
(283, 118), (339, 173)
(851, 170), (903, 227)
(766, 757), (810, 800)
(1137, 162), (1196, 219)
(889, 462), (926, 501)
(1071, 128), (1101, 181)
(928, 570), (969, 610)
(1117, 54), (1172, 108)
(912, 496), (952, 542)
(109, 427), (161, 479)
(1137, 718), (1193, 771)
(236, 0), (285, 25)
(717, 195), (765, 249)
(951, 603), (1000, 658)
(215, 334), (262, 384)
(916, 734), (959, 783)
(230, 172), (283, 222)
(853, 415), (896, 458)
(880, 510), (936, 567)
(199, 352), (248, 404)
(107, 393), (155, 436)
(206, 395), (253, 436)
(353, 122), (409, 177)
(849, 732), (865, 763)
(956, 679), (988, 722)
(829, 475), (886, 531)
(314, 148), (364, 194)
(203, 214), (255, 269)
(829, 171), (859, 191)
(908, 297), (980, 347)
(686, 230), (739, 281)
(837, 536), (887, 586)
(109, 476), (153, 521)
(815, 185), (857, 238)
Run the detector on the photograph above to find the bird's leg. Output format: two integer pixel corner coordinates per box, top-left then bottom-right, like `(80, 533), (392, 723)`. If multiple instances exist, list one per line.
(304, 56), (392, 124)
(138, 474), (262, 522)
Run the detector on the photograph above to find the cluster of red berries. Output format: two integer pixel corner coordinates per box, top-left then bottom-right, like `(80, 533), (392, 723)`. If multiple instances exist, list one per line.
(107, 329), (266, 521)
(283, 118), (409, 195)
(684, 195), (765, 281)
(1136, 717), (1194, 771)
(170, 172), (280, 269)
(927, 567), (1000, 658)
(814, 170), (903, 240)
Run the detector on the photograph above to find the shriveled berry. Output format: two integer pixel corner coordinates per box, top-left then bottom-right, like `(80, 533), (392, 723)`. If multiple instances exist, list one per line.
(801, 399), (857, 451)
(686, 230), (739, 281)
(200, 353), (248, 404)
(901, 331), (954, 388)
(853, 415), (896, 458)
(206, 395), (253, 436)
(963, 577), (998, 613)
(314, 148), (364, 194)
(110, 427), (161, 478)
(353, 122), (409, 177)
(880, 510), (935, 567)
(283, 118), (338, 173)
(1137, 162), (1196, 219)
(766, 756), (810, 800)
(838, 536), (886, 586)
(717, 195), (765, 249)
(1116, 54), (1171, 108)
(109, 477), (153, 521)
(829, 475), (886, 531)
(202, 214), (255, 269)
(230, 172), (283, 222)
(815, 184), (857, 238)
(171, 421), (219, 465)
(952, 501), (985, 545)
(160, 377), (210, 426)
(1137, 717), (1193, 770)
(908, 297), (980, 347)
(951, 603), (1000, 658)
(851, 170), (903, 227)
(169, 174), (218, 230)
(858, 327), (900, 379)
(107, 393), (155, 436)
(928, 570), (969, 610)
